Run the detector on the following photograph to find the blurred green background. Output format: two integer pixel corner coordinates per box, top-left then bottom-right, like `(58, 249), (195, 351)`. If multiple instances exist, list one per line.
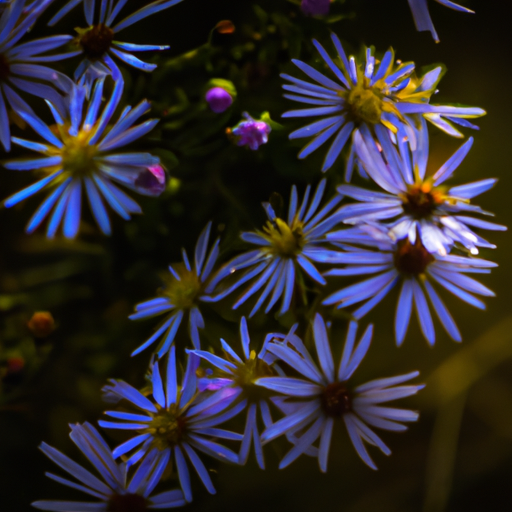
(0, 0), (510, 510)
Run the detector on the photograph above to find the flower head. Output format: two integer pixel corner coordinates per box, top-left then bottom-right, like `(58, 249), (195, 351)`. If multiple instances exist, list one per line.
(208, 179), (344, 317)
(282, 34), (485, 175)
(407, 0), (473, 42)
(229, 112), (271, 150)
(33, 422), (185, 512)
(129, 222), (220, 356)
(0, 0), (77, 151)
(337, 123), (506, 255)
(3, 75), (162, 238)
(323, 224), (497, 346)
(48, 0), (184, 88)
(256, 314), (423, 470)
(205, 86), (233, 113)
(99, 347), (241, 503)
(192, 317), (279, 469)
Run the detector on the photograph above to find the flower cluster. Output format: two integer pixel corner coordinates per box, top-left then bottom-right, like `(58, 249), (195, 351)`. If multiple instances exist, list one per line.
(4, 1), (502, 511)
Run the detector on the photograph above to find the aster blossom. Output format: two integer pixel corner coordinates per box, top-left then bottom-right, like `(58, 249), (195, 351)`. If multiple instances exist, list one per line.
(282, 33), (484, 175)
(337, 122), (506, 255)
(207, 179), (344, 317)
(0, 0), (77, 151)
(33, 422), (185, 511)
(99, 346), (241, 503)
(129, 222), (221, 357)
(256, 314), (423, 470)
(322, 224), (497, 346)
(3, 72), (163, 238)
(407, 0), (473, 42)
(192, 317), (279, 469)
(48, 0), (184, 88)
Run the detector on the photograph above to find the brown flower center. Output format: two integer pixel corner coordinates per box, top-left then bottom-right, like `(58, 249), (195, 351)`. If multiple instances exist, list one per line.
(394, 238), (434, 276)
(321, 382), (352, 417)
(79, 24), (114, 60)
(107, 493), (148, 512)
(0, 53), (10, 81)
(401, 182), (444, 219)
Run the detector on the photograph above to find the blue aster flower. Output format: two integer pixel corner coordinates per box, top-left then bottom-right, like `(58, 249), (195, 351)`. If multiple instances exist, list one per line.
(322, 224), (497, 346)
(207, 179), (344, 317)
(3, 72), (163, 238)
(48, 0), (184, 88)
(256, 314), (423, 471)
(337, 122), (506, 255)
(282, 33), (485, 175)
(33, 422), (185, 512)
(99, 346), (241, 503)
(407, 0), (473, 42)
(192, 317), (281, 469)
(0, 0), (78, 151)
(129, 222), (221, 357)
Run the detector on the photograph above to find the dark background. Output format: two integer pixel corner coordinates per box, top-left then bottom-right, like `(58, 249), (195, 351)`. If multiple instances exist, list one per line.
(0, 1), (511, 511)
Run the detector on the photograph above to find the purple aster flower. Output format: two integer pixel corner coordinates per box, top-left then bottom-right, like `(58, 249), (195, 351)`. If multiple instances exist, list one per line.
(282, 34), (485, 175)
(192, 317), (280, 469)
(207, 179), (344, 317)
(229, 112), (271, 150)
(407, 0), (473, 42)
(129, 222), (221, 357)
(337, 122), (506, 255)
(3, 72), (163, 238)
(33, 422), (185, 512)
(301, 0), (330, 16)
(48, 0), (184, 88)
(99, 347), (241, 503)
(205, 86), (232, 113)
(322, 224), (497, 346)
(256, 314), (423, 470)
(0, 0), (78, 151)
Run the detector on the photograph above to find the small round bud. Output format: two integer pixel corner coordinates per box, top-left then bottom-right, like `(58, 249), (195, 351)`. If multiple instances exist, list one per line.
(205, 87), (233, 113)
(7, 357), (25, 374)
(27, 311), (55, 338)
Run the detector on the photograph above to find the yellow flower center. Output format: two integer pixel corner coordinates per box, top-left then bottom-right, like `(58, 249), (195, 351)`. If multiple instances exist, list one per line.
(230, 350), (275, 402)
(262, 217), (305, 258)
(145, 405), (187, 450)
(60, 130), (98, 176)
(163, 265), (202, 310)
(343, 77), (383, 125)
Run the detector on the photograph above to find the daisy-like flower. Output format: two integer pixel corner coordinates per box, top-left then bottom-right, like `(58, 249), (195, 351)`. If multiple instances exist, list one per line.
(282, 33), (484, 175)
(322, 224), (497, 345)
(99, 346), (241, 503)
(192, 317), (279, 469)
(0, 0), (78, 151)
(207, 179), (344, 317)
(129, 222), (221, 357)
(407, 0), (473, 42)
(48, 0), (184, 88)
(3, 72), (163, 238)
(256, 314), (423, 470)
(33, 422), (185, 511)
(337, 122), (506, 255)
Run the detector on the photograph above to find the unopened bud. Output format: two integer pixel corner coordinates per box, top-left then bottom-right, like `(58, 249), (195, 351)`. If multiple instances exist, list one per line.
(301, 0), (331, 16)
(134, 164), (167, 197)
(205, 87), (233, 113)
(229, 112), (271, 150)
(27, 311), (55, 338)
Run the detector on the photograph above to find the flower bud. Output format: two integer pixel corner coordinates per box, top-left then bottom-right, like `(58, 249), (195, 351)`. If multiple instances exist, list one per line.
(27, 311), (55, 338)
(205, 87), (233, 113)
(134, 164), (167, 197)
(229, 112), (271, 150)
